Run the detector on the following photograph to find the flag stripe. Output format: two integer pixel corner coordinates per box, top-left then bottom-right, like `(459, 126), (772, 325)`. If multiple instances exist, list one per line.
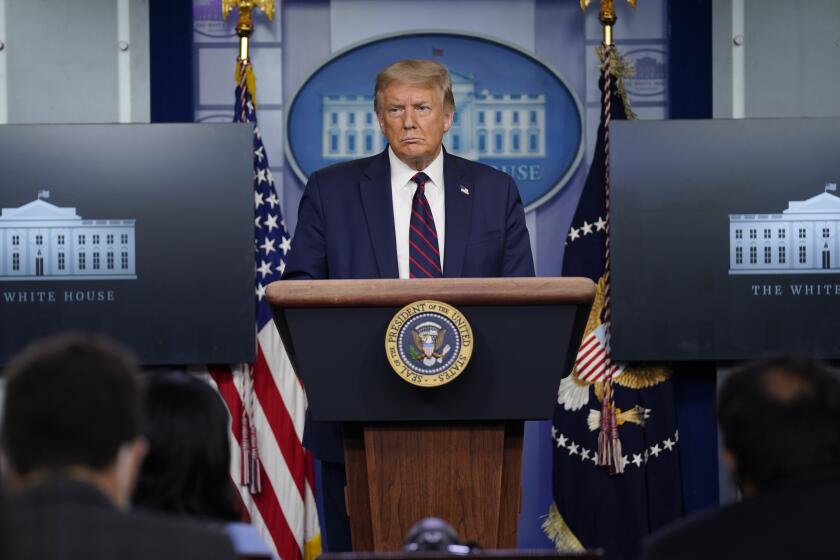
(257, 327), (306, 441)
(577, 344), (604, 373)
(208, 352), (310, 551)
(576, 336), (600, 362)
(578, 358), (604, 378)
(209, 369), (301, 560)
(257, 326), (316, 491)
(579, 366), (605, 383)
(253, 343), (306, 498)
(212, 367), (311, 557)
(204, 372), (276, 556)
(248, 381), (307, 552)
(578, 362), (604, 381)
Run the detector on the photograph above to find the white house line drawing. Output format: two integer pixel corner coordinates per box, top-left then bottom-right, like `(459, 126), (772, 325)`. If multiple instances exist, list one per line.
(729, 184), (840, 275)
(0, 194), (137, 281)
(321, 71), (546, 160)
(633, 55), (666, 81)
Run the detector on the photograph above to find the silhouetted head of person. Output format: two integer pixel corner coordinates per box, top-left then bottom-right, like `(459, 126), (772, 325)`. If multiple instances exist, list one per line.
(132, 371), (237, 521)
(718, 354), (840, 495)
(1, 332), (145, 509)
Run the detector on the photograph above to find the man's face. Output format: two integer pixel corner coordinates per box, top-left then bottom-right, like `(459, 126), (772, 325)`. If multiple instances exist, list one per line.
(377, 82), (453, 171)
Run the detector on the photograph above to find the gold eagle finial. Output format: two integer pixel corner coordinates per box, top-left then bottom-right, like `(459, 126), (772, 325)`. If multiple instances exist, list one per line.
(580, 0), (637, 20)
(222, 0), (275, 23)
(222, 0), (275, 63)
(580, 0), (637, 44)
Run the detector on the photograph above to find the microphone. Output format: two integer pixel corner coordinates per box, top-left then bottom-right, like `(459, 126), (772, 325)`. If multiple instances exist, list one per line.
(403, 517), (481, 555)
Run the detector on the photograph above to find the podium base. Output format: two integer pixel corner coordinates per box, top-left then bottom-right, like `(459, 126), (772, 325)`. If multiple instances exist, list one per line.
(344, 421), (523, 551)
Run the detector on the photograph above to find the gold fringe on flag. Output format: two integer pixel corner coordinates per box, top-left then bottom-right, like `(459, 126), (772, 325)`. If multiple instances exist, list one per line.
(303, 533), (322, 560)
(595, 45), (637, 121)
(542, 503), (586, 552)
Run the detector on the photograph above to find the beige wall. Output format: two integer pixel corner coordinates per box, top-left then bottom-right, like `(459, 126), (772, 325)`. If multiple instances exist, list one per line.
(0, 0), (149, 124)
(713, 0), (840, 118)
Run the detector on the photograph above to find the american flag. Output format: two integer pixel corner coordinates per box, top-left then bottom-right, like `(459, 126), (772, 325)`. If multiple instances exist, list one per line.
(203, 60), (322, 560)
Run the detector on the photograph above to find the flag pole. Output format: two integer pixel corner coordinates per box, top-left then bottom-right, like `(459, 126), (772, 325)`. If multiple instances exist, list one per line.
(222, 0), (276, 64)
(579, 0), (637, 474)
(221, 0), (276, 495)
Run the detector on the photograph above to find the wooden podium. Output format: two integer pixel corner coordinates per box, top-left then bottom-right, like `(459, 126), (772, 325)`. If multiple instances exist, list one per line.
(267, 278), (594, 552)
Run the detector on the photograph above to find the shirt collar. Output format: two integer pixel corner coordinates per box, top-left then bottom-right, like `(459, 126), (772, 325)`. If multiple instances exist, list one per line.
(388, 146), (445, 191)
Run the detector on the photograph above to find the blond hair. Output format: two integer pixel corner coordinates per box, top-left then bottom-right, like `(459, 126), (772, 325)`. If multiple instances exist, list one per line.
(374, 59), (455, 115)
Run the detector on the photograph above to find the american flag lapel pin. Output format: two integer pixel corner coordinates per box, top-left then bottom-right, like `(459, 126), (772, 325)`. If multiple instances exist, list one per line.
(460, 185), (470, 196)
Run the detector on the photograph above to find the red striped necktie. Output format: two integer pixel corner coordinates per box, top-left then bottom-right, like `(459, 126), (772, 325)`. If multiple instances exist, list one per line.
(408, 172), (442, 278)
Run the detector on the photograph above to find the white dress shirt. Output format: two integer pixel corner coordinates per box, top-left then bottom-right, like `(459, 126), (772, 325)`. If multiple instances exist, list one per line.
(389, 146), (446, 279)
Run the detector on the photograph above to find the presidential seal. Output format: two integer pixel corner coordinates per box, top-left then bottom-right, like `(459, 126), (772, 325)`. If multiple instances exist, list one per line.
(385, 299), (474, 387)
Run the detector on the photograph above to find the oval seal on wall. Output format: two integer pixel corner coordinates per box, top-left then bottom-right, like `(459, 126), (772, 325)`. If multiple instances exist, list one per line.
(286, 32), (584, 212)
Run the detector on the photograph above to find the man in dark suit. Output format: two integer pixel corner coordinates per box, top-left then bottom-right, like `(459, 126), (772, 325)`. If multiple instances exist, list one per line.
(284, 59), (535, 550)
(1, 333), (236, 560)
(285, 60), (534, 282)
(641, 354), (840, 560)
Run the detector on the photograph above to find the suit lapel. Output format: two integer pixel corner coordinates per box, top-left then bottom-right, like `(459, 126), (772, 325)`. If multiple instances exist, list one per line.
(359, 150), (399, 278)
(443, 152), (473, 278)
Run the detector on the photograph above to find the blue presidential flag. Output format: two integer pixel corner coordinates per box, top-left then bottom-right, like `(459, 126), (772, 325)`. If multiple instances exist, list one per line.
(543, 46), (683, 560)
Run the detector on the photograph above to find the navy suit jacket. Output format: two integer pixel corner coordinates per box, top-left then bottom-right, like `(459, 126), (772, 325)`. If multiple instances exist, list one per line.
(284, 148), (534, 281)
(284, 148), (535, 460)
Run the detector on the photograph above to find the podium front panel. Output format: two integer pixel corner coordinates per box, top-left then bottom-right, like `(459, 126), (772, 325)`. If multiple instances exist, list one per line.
(284, 304), (583, 422)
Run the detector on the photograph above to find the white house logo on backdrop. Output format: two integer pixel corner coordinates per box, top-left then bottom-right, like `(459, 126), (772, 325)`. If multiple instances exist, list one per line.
(193, 0), (237, 38)
(729, 183), (840, 275)
(287, 32), (584, 212)
(0, 192), (137, 281)
(623, 48), (667, 99)
(322, 73), (546, 161)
